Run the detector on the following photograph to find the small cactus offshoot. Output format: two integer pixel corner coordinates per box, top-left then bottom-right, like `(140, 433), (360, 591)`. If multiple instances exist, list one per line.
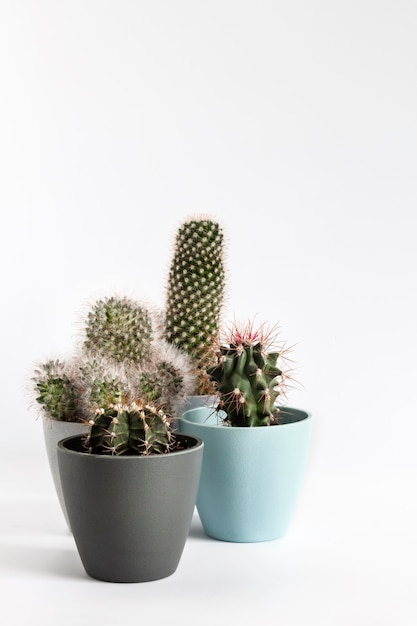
(139, 361), (184, 404)
(208, 321), (289, 427)
(164, 216), (226, 395)
(76, 357), (129, 413)
(86, 402), (173, 456)
(32, 360), (82, 423)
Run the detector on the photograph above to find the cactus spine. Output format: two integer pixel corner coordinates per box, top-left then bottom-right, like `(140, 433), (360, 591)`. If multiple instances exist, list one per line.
(86, 402), (173, 456)
(165, 217), (226, 394)
(208, 322), (287, 427)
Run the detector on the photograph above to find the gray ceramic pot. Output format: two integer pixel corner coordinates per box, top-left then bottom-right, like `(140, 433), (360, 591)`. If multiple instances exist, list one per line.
(57, 433), (204, 583)
(42, 416), (89, 528)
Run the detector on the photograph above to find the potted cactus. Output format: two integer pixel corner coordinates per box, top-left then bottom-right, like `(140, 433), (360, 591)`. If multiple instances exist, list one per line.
(179, 320), (312, 543)
(31, 295), (196, 528)
(164, 216), (226, 410)
(31, 294), (203, 582)
(58, 401), (203, 583)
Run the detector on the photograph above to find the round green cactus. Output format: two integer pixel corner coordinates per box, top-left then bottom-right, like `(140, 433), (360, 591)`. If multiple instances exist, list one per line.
(32, 359), (81, 422)
(165, 217), (226, 394)
(208, 322), (288, 427)
(134, 340), (196, 413)
(76, 358), (129, 413)
(139, 361), (184, 404)
(84, 296), (153, 364)
(86, 402), (173, 456)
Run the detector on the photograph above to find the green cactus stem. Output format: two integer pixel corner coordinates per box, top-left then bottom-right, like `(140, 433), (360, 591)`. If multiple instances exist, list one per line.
(84, 296), (153, 364)
(208, 322), (288, 427)
(32, 359), (81, 422)
(86, 402), (173, 456)
(165, 217), (226, 394)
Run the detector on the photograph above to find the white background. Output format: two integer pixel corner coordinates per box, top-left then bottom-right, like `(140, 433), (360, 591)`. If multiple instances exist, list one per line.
(1, 1), (416, 624)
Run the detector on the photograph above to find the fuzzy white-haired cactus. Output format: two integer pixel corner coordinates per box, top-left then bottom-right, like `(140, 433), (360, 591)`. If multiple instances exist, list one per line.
(32, 359), (82, 422)
(83, 295), (154, 364)
(164, 216), (226, 394)
(31, 294), (197, 430)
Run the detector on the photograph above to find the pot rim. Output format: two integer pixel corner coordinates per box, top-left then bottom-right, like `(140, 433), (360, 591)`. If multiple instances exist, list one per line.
(180, 406), (312, 431)
(57, 433), (203, 459)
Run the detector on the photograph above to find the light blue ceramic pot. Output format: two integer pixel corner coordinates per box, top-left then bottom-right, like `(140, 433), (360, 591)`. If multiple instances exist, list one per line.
(179, 406), (313, 542)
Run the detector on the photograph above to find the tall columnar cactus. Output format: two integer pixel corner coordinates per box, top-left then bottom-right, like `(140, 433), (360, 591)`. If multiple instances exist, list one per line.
(208, 322), (288, 427)
(165, 217), (226, 394)
(86, 402), (173, 456)
(84, 296), (154, 364)
(32, 360), (82, 422)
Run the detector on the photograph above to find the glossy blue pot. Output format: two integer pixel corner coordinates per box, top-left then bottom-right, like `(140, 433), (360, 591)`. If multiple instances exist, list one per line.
(179, 407), (312, 542)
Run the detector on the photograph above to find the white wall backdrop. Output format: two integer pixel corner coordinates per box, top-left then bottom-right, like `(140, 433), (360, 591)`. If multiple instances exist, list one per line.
(1, 0), (416, 474)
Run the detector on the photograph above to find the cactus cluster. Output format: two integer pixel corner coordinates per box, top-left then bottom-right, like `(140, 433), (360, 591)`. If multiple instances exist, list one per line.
(208, 321), (288, 427)
(31, 295), (196, 454)
(86, 402), (173, 456)
(33, 216), (295, 437)
(165, 217), (226, 395)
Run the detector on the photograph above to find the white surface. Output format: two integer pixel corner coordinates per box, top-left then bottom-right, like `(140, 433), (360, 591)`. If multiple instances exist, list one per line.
(1, 448), (416, 626)
(1, 1), (416, 623)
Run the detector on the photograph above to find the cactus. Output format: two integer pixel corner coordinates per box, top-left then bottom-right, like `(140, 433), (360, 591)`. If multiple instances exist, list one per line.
(165, 216), (226, 394)
(86, 402), (173, 456)
(139, 361), (183, 404)
(82, 295), (196, 412)
(76, 357), (130, 414)
(83, 296), (154, 364)
(31, 359), (82, 422)
(208, 321), (288, 427)
(135, 339), (196, 412)
(31, 292), (196, 425)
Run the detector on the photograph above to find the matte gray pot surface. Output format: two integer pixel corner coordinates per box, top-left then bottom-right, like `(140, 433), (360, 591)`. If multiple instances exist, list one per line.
(42, 416), (89, 528)
(57, 433), (203, 583)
